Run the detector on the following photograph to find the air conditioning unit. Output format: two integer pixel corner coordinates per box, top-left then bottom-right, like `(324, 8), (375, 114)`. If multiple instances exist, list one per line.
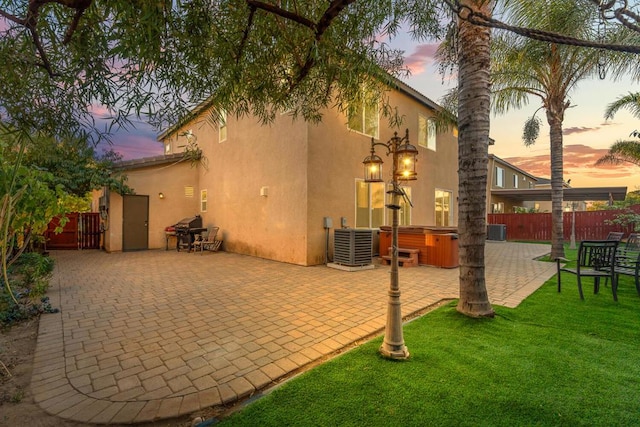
(333, 229), (373, 266)
(487, 224), (507, 241)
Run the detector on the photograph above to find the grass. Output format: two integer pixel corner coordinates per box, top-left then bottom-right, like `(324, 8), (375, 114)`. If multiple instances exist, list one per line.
(219, 247), (640, 426)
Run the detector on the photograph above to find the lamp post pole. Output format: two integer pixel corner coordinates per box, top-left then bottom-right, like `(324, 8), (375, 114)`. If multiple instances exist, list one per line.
(362, 130), (415, 360)
(379, 138), (409, 359)
(570, 202), (576, 250)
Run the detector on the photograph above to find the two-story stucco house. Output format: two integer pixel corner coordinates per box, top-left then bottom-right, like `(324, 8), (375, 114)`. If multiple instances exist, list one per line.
(487, 154), (539, 214)
(96, 79), (459, 266)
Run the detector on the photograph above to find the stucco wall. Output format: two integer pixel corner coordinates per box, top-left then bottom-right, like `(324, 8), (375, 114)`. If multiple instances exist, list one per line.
(167, 110), (310, 265)
(155, 87), (459, 266)
(101, 161), (200, 252)
(304, 89), (459, 265)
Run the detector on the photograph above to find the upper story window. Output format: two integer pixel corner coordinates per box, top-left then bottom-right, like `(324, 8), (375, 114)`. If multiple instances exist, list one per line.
(495, 167), (505, 188)
(513, 174), (519, 188)
(348, 94), (379, 138)
(219, 110), (227, 143)
(418, 115), (437, 151)
(164, 142), (171, 154)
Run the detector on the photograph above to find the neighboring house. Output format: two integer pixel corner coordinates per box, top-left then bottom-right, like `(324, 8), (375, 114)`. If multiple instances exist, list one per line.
(96, 79), (460, 266)
(533, 178), (585, 212)
(487, 154), (538, 214)
(488, 156), (626, 214)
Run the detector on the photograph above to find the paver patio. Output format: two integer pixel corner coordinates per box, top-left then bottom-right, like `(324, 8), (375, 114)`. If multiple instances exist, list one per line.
(31, 241), (556, 424)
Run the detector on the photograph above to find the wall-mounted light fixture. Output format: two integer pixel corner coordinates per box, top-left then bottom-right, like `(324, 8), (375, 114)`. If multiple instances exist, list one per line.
(159, 192), (165, 199)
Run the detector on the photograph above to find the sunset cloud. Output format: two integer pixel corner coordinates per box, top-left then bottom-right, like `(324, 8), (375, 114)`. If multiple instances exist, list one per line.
(404, 43), (439, 75)
(503, 144), (636, 186)
(563, 126), (598, 135)
(96, 122), (162, 160)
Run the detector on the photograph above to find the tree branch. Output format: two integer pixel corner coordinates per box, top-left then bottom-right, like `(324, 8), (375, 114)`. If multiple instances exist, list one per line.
(293, 0), (358, 92)
(0, 8), (27, 26)
(444, 0), (640, 54)
(63, 2), (92, 44)
(237, 4), (257, 65)
(246, 0), (316, 31)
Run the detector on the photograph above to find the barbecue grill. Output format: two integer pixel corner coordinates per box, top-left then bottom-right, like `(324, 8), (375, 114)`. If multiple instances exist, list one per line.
(173, 215), (206, 251)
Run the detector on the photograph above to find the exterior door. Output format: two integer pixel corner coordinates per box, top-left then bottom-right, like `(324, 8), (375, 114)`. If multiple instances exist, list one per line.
(123, 195), (149, 251)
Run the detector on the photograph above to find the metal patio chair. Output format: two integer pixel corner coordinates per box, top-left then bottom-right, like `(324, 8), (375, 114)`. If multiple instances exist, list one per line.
(556, 240), (619, 301)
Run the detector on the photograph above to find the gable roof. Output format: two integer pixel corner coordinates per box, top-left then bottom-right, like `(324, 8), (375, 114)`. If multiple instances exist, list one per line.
(489, 154), (539, 182)
(114, 153), (185, 171)
(156, 75), (444, 142)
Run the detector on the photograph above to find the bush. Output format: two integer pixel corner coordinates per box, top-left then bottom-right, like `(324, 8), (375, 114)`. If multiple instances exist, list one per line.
(1, 252), (58, 327)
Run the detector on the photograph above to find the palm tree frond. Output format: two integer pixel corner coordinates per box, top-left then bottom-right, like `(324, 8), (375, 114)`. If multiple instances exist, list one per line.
(595, 140), (640, 166)
(605, 92), (640, 120)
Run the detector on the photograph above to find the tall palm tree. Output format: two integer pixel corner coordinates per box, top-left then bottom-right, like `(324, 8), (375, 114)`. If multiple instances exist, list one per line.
(455, 0), (495, 317)
(491, 0), (607, 260)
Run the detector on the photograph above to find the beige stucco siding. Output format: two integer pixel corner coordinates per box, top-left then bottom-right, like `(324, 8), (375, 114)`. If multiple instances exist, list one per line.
(188, 111), (310, 265)
(383, 90), (459, 226)
(114, 83), (460, 266)
(102, 161), (200, 252)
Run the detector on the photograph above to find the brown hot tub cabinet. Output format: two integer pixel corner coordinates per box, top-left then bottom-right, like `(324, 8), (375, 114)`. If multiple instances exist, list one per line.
(379, 226), (459, 268)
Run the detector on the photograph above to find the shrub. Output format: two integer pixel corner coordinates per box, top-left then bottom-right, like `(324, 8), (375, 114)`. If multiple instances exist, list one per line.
(1, 253), (57, 327)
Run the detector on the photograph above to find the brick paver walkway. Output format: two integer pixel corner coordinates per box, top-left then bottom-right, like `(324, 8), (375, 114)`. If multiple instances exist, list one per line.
(31, 241), (555, 424)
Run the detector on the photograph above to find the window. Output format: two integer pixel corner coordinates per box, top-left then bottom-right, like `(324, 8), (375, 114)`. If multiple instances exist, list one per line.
(348, 95), (379, 138)
(382, 185), (412, 226)
(200, 189), (207, 212)
(513, 174), (519, 188)
(435, 189), (452, 227)
(219, 110), (227, 142)
(492, 202), (504, 214)
(164, 142), (171, 154)
(495, 167), (505, 188)
(355, 180), (385, 228)
(418, 115), (437, 151)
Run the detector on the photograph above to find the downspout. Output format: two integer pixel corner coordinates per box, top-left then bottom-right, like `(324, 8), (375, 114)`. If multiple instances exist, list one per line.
(487, 155), (495, 216)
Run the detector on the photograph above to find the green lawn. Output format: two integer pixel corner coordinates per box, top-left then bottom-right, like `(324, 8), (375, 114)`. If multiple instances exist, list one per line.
(219, 249), (640, 426)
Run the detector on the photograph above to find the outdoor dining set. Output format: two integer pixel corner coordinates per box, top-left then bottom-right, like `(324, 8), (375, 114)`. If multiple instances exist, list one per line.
(556, 232), (640, 302)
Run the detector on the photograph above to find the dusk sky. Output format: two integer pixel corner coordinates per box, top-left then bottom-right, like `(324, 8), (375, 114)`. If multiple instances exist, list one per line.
(103, 33), (640, 193)
(398, 39), (640, 192)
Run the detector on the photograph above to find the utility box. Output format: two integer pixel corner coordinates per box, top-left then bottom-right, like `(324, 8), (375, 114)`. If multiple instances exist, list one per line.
(487, 224), (507, 241)
(333, 229), (373, 266)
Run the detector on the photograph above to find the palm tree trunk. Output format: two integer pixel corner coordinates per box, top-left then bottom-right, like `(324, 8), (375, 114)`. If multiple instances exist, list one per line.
(548, 113), (565, 260)
(456, 0), (495, 318)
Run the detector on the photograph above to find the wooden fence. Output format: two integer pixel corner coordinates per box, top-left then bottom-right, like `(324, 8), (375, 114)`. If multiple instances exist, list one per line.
(46, 212), (101, 250)
(488, 205), (640, 241)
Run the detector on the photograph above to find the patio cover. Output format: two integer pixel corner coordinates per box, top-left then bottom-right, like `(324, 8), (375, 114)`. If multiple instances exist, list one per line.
(491, 187), (627, 202)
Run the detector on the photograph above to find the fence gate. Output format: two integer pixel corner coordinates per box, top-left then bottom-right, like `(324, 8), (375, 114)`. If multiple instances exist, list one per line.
(46, 213), (101, 250)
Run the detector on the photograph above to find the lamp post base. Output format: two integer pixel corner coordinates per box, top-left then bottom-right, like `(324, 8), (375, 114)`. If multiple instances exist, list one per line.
(379, 343), (410, 360)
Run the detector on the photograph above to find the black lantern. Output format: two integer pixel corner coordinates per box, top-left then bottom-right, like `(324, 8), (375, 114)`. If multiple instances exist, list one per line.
(396, 138), (418, 181)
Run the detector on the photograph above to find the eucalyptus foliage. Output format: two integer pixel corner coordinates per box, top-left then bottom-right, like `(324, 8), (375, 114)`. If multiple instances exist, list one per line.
(0, 0), (450, 142)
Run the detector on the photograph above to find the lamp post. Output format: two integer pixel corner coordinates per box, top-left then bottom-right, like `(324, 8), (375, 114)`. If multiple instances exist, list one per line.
(570, 202), (577, 250)
(362, 129), (417, 360)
